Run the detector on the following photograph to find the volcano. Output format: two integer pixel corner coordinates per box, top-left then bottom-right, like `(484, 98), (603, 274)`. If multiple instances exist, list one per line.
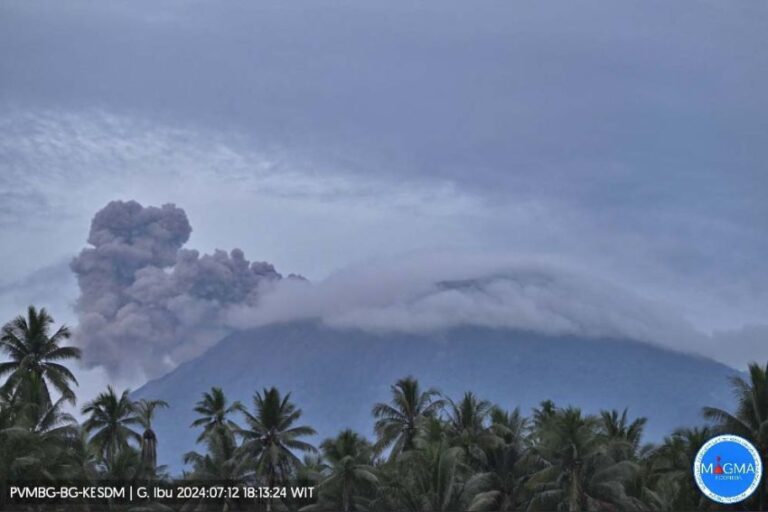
(133, 321), (738, 474)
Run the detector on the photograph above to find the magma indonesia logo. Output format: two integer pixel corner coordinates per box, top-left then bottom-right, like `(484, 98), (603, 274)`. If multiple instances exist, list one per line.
(694, 434), (763, 504)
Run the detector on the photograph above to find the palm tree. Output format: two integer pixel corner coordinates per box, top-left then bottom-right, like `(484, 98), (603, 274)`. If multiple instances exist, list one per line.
(81, 386), (141, 462)
(388, 439), (482, 512)
(0, 379), (84, 488)
(645, 426), (712, 511)
(600, 409), (646, 448)
(184, 427), (247, 480)
(184, 427), (250, 511)
(599, 408), (647, 461)
(531, 400), (557, 429)
(296, 452), (328, 491)
(417, 415), (451, 447)
(527, 406), (637, 512)
(0, 306), (81, 405)
(135, 398), (169, 475)
(29, 395), (77, 439)
(9, 372), (72, 433)
(310, 430), (378, 512)
(0, 419), (51, 483)
(621, 443), (680, 512)
(372, 377), (444, 458)
(446, 392), (499, 466)
(529, 400), (557, 447)
(467, 407), (530, 511)
(102, 446), (143, 482)
(60, 429), (100, 483)
(703, 361), (768, 510)
(237, 387), (316, 500)
(191, 387), (243, 443)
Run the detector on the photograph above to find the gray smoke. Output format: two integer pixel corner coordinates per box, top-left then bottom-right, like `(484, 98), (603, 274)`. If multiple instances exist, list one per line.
(71, 200), (282, 378)
(72, 201), (715, 379)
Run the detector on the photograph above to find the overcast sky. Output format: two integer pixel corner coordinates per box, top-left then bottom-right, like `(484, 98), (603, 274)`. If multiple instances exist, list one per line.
(0, 1), (766, 396)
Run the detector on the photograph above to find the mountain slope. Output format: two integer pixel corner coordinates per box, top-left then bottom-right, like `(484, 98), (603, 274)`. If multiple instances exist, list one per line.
(133, 322), (738, 473)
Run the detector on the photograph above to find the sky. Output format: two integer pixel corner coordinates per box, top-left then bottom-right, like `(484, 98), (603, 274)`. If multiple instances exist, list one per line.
(0, 1), (766, 400)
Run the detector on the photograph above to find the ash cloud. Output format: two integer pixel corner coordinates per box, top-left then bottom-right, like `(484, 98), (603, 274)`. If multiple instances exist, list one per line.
(71, 200), (282, 378)
(72, 201), (713, 378)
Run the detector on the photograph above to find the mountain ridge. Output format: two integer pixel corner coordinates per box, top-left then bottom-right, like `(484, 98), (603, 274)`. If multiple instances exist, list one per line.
(133, 321), (739, 474)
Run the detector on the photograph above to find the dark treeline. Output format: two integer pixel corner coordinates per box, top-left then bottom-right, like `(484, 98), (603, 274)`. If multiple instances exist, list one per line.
(0, 306), (765, 511)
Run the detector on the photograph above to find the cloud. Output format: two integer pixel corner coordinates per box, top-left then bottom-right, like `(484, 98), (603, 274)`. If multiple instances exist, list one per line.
(71, 201), (708, 378)
(66, 199), (762, 376)
(70, 200), (282, 378)
(709, 325), (768, 370)
(3, 107), (766, 376)
(226, 252), (704, 356)
(0, 260), (77, 328)
(0, 107), (482, 281)
(2, 0), (766, 376)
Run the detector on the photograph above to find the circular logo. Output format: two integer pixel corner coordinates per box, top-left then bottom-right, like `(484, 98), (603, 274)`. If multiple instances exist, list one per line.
(694, 434), (763, 504)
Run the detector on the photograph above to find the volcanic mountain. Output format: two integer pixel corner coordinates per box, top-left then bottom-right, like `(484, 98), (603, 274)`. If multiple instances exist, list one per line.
(133, 321), (738, 474)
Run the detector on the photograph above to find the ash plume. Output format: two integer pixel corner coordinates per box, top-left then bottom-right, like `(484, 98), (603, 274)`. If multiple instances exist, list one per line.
(72, 201), (709, 379)
(71, 200), (282, 378)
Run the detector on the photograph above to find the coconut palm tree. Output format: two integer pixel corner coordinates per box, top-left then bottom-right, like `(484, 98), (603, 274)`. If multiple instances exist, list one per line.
(529, 400), (557, 447)
(28, 394), (78, 439)
(467, 407), (530, 511)
(372, 377), (444, 458)
(703, 361), (768, 510)
(646, 426), (712, 511)
(0, 384), (82, 486)
(81, 386), (141, 462)
(184, 425), (249, 479)
(237, 387), (316, 491)
(0, 370), (81, 482)
(183, 427), (250, 512)
(0, 306), (81, 405)
(599, 409), (646, 450)
(135, 398), (169, 475)
(446, 392), (499, 467)
(389, 439), (483, 512)
(59, 429), (100, 483)
(599, 408), (647, 462)
(622, 444), (679, 512)
(0, 420), (50, 483)
(527, 406), (637, 511)
(309, 429), (378, 512)
(191, 387), (243, 443)
(295, 453), (328, 491)
(532, 400), (557, 429)
(102, 446), (143, 482)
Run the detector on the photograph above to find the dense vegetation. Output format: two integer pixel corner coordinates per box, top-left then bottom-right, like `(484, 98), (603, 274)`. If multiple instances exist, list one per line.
(0, 306), (764, 511)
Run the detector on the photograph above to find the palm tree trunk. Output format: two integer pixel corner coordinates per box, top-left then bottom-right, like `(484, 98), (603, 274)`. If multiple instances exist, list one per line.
(568, 470), (581, 512)
(343, 478), (352, 512)
(265, 472), (275, 512)
(141, 429), (157, 477)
